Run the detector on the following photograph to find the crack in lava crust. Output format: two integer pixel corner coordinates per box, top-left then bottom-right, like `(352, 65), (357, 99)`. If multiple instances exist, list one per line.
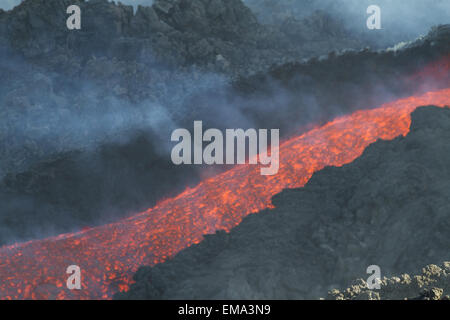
(0, 89), (449, 299)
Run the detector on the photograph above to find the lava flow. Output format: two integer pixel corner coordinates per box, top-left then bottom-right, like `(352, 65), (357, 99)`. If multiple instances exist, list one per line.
(0, 87), (449, 299)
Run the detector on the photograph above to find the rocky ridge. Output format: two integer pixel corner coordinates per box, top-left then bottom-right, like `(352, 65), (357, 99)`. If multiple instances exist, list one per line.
(328, 263), (450, 300)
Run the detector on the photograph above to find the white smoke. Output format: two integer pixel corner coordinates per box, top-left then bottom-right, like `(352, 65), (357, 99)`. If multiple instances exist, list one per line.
(244, 0), (450, 46)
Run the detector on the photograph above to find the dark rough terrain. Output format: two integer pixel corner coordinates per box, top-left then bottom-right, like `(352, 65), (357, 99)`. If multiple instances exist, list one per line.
(328, 263), (450, 300)
(0, 0), (365, 75)
(116, 106), (450, 300)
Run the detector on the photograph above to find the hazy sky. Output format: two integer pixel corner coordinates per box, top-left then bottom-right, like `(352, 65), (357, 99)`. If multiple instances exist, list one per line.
(1, 0), (21, 10)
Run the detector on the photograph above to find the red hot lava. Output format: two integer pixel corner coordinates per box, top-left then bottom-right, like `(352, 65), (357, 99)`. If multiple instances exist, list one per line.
(0, 89), (449, 299)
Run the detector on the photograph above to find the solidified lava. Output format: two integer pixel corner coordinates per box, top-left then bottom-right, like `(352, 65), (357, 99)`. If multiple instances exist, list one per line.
(0, 87), (449, 299)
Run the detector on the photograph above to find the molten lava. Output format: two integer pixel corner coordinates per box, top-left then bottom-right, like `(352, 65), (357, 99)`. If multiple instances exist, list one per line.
(0, 87), (448, 299)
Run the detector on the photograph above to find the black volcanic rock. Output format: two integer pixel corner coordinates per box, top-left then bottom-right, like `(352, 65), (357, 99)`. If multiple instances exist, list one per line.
(116, 106), (450, 300)
(0, 0), (364, 74)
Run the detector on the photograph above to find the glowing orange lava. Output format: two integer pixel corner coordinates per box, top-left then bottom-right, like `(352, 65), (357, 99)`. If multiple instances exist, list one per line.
(0, 86), (448, 299)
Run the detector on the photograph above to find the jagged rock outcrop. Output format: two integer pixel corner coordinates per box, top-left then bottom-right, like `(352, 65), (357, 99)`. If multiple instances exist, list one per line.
(328, 263), (450, 300)
(115, 106), (450, 300)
